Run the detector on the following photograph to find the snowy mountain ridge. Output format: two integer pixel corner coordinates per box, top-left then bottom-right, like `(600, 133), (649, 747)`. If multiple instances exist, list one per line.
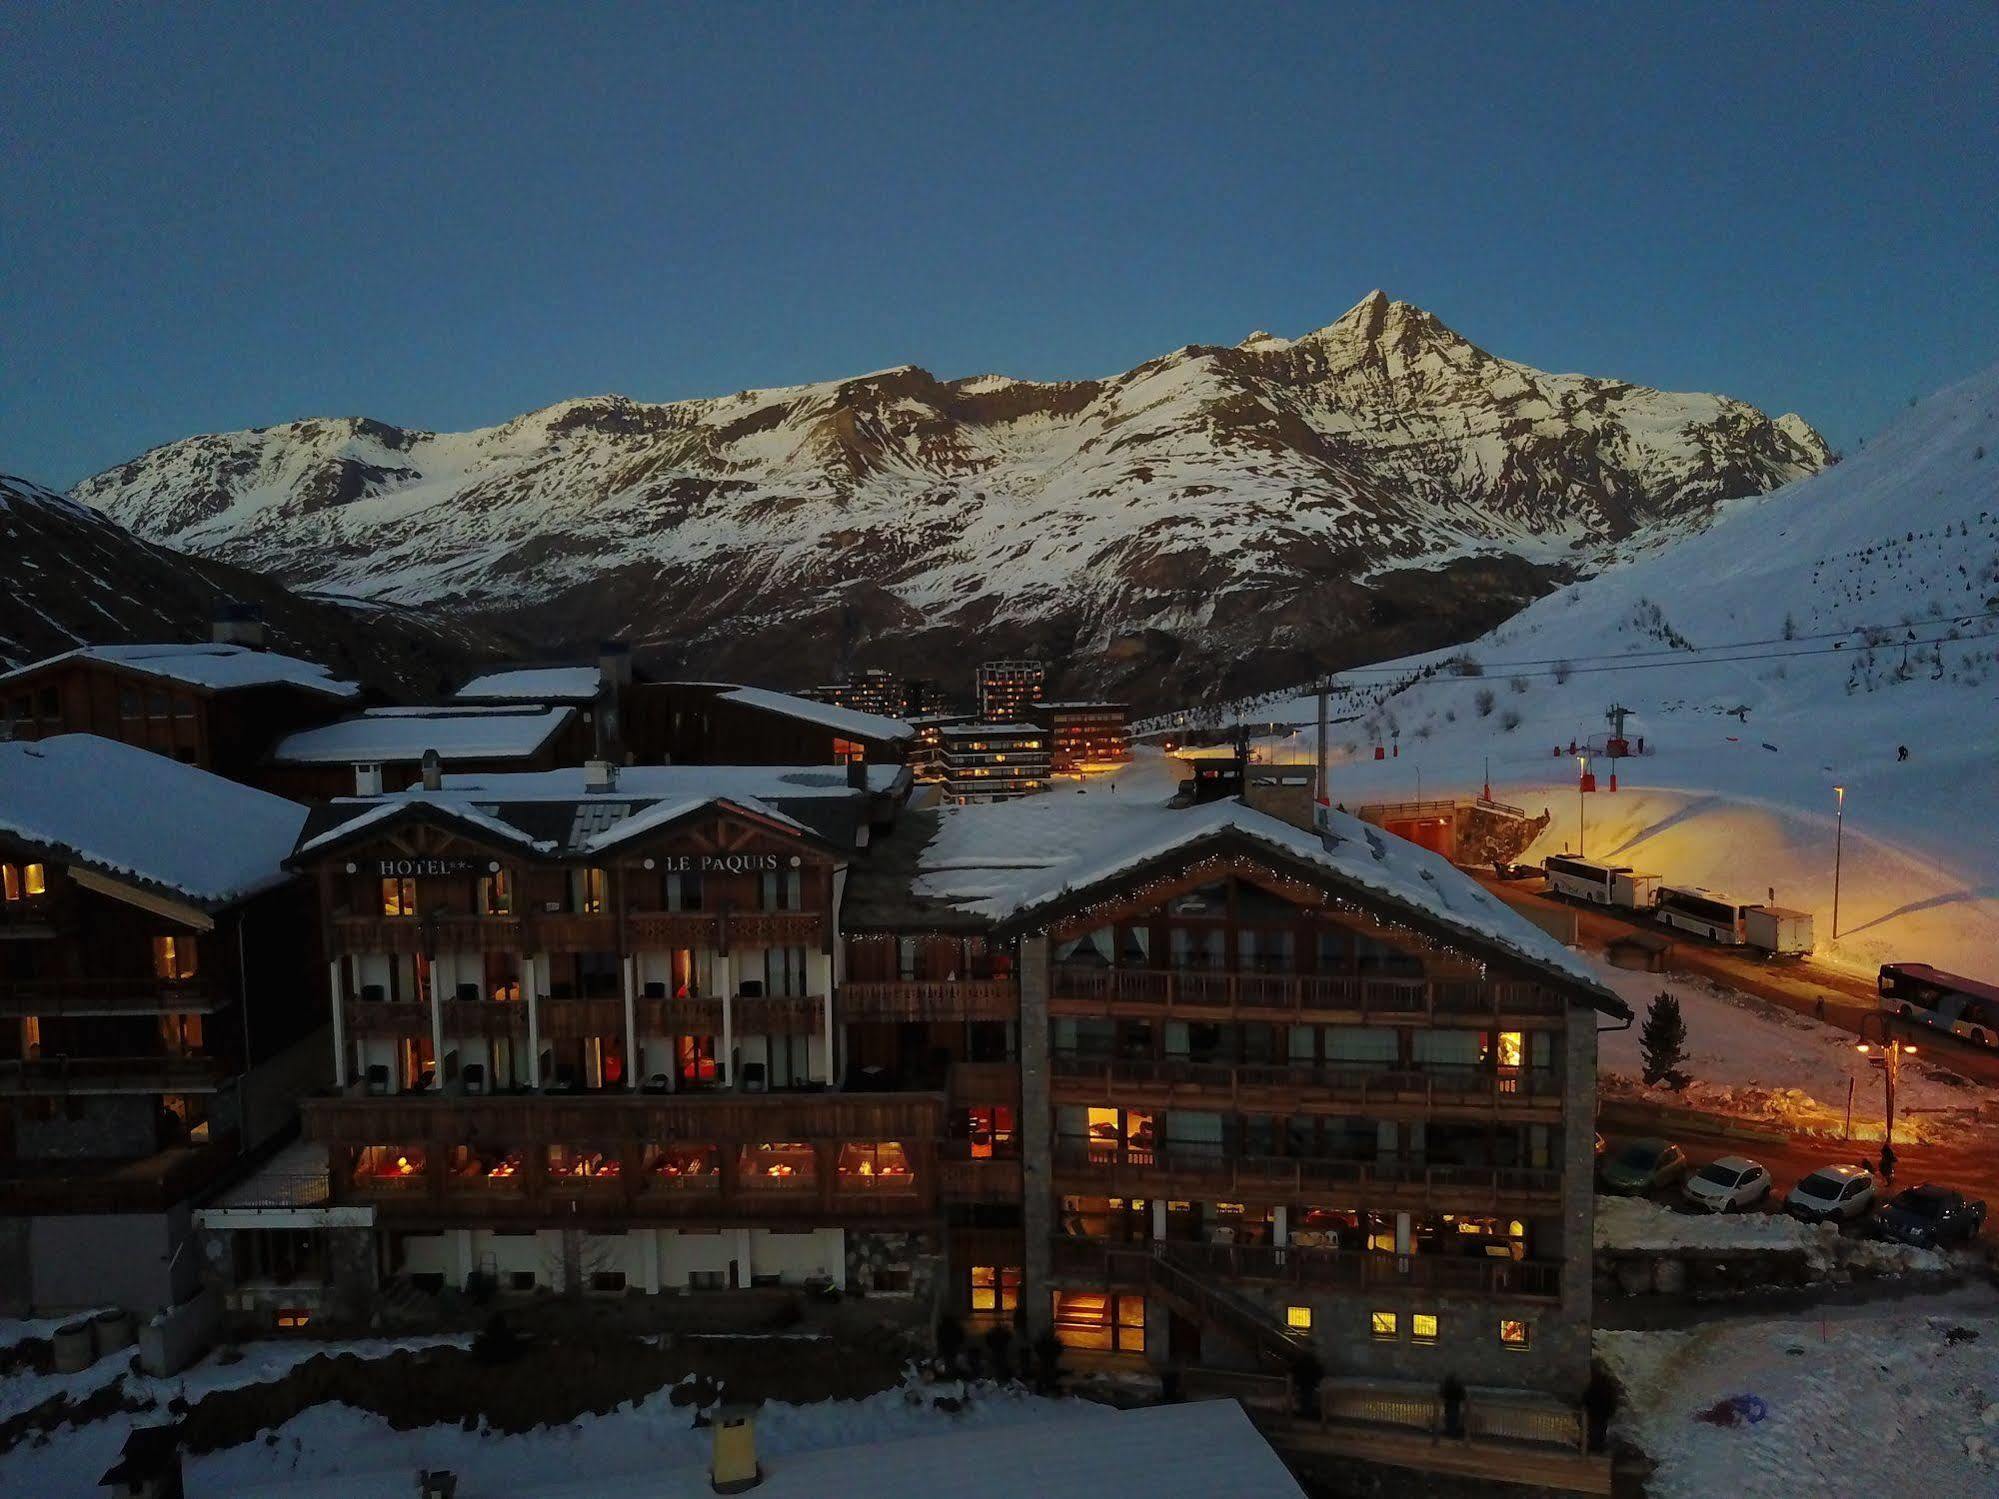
(73, 293), (1827, 707)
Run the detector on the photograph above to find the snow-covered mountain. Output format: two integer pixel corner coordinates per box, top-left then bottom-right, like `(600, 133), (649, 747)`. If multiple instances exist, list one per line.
(74, 293), (1826, 707)
(0, 473), (516, 696)
(1181, 364), (1999, 977)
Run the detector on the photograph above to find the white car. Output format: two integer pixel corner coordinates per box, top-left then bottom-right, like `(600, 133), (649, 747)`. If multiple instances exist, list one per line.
(1682, 1155), (1772, 1213)
(1786, 1164), (1876, 1224)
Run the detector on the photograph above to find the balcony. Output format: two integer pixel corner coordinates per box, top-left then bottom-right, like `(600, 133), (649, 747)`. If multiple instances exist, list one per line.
(1049, 965), (1566, 1023)
(637, 995), (723, 1034)
(0, 977), (220, 1017)
(626, 911), (721, 951)
(439, 998), (530, 1038)
(725, 910), (824, 949)
(732, 994), (822, 1033)
(936, 1145), (1024, 1204)
(344, 998), (432, 1038)
(1051, 1141), (1562, 1211)
(1048, 1054), (1562, 1118)
(947, 1061), (1019, 1107)
(839, 979), (1017, 1023)
(535, 914), (617, 952)
(1102, 1239), (1563, 1301)
(0, 1054), (229, 1094)
(539, 996), (626, 1040)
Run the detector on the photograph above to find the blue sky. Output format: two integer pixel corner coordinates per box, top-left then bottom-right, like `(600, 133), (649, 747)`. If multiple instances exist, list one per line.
(2, 2), (1994, 488)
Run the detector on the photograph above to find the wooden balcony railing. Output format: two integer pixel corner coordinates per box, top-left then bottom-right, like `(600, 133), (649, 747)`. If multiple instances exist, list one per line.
(1049, 965), (1565, 1021)
(731, 995), (823, 1033)
(636, 996), (723, 1035)
(935, 1155), (1024, 1203)
(538, 996), (626, 1040)
(1051, 1141), (1561, 1208)
(1101, 1240), (1563, 1300)
(1048, 1054), (1561, 1115)
(947, 1061), (1020, 1106)
(626, 911), (721, 950)
(725, 911), (824, 949)
(345, 999), (433, 1038)
(438, 999), (529, 1038)
(0, 1054), (230, 1093)
(0, 977), (220, 1017)
(839, 979), (1017, 1023)
(534, 914), (618, 952)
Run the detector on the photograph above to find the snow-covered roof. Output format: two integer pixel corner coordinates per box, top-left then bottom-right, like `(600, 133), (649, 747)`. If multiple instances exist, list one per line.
(720, 685), (915, 742)
(454, 665), (604, 703)
(582, 794), (812, 853)
(293, 798), (557, 859)
(0, 643), (360, 700)
(269, 706), (576, 765)
(0, 735), (309, 908)
(915, 788), (1617, 1004)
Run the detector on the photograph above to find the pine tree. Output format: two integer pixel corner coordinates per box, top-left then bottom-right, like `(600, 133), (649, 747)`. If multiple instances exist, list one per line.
(1639, 992), (1689, 1087)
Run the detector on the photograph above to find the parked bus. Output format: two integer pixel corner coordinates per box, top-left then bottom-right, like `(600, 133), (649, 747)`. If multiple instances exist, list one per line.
(1653, 886), (1751, 944)
(1543, 856), (1661, 911)
(1878, 963), (1999, 1048)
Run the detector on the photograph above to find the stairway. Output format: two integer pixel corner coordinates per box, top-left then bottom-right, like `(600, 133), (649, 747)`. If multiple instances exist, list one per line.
(1145, 1243), (1308, 1369)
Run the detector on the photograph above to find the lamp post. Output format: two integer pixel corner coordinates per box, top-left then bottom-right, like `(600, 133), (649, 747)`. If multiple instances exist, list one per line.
(1832, 785), (1846, 940)
(1854, 1012), (1915, 1149)
(1576, 755), (1588, 857)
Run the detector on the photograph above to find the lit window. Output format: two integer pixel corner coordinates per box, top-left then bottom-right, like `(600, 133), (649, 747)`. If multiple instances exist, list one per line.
(276, 1309), (311, 1330)
(970, 1264), (1022, 1313)
(1412, 1313), (1439, 1344)
(1369, 1310), (1398, 1340)
(1499, 1319), (1531, 1350)
(22, 864), (45, 897)
(153, 935), (198, 981)
(1286, 1305), (1312, 1331)
(837, 1140), (914, 1187)
(0, 865), (18, 901)
(380, 877), (416, 917)
(577, 867), (608, 915)
(480, 871), (512, 916)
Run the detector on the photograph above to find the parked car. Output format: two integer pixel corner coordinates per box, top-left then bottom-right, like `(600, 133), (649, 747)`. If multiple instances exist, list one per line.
(1599, 1138), (1690, 1195)
(1786, 1164), (1876, 1224)
(1682, 1155), (1773, 1213)
(1877, 1185), (1988, 1248)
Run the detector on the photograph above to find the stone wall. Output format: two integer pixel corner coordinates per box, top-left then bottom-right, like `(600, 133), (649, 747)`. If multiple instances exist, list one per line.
(844, 1229), (941, 1330)
(15, 1093), (157, 1160)
(1456, 804), (1550, 867)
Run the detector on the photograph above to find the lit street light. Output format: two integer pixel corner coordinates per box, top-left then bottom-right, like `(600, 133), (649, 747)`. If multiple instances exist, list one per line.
(1576, 755), (1589, 858)
(1832, 785), (1846, 940)
(1854, 1012), (1916, 1152)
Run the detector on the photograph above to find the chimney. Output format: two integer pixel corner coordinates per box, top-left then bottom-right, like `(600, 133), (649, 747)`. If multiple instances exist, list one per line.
(355, 763), (384, 797)
(708, 1403), (762, 1493)
(597, 640), (634, 688)
(210, 601), (267, 650)
(584, 758), (617, 793)
(420, 749), (443, 792)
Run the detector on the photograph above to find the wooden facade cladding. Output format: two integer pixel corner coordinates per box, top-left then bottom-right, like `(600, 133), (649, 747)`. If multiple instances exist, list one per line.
(936, 1155), (1024, 1204)
(343, 999), (434, 1038)
(627, 912), (721, 950)
(0, 977), (220, 1017)
(1048, 965), (1565, 1025)
(1047, 1055), (1563, 1123)
(947, 1061), (1020, 1108)
(838, 979), (1018, 1023)
(1049, 1239), (1562, 1303)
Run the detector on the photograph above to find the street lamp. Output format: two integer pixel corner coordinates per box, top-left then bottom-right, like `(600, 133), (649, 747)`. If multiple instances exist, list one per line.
(1576, 755), (1589, 858)
(1854, 1013), (1915, 1150)
(1832, 785), (1846, 940)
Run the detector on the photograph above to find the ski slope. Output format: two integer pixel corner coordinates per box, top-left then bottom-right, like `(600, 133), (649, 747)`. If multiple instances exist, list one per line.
(1177, 365), (1999, 979)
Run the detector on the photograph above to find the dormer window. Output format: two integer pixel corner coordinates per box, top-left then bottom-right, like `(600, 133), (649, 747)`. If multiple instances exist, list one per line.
(381, 877), (416, 918)
(479, 871), (513, 917)
(2, 863), (46, 901)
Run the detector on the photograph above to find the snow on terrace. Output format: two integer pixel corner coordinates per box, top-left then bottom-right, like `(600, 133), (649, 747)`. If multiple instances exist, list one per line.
(0, 735), (308, 907)
(435, 763), (907, 801)
(269, 706), (576, 765)
(912, 761), (1614, 999)
(720, 685), (915, 742)
(0, 642), (359, 700)
(1600, 1306), (1999, 1498)
(454, 665), (604, 702)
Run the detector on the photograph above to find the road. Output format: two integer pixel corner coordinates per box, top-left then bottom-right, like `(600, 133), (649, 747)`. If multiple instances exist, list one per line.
(1478, 872), (1999, 1090)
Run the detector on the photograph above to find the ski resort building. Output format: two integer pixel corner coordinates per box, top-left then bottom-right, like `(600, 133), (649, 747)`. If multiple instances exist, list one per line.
(0, 736), (326, 1314)
(0, 629), (361, 785)
(1036, 700), (1132, 774)
(975, 660), (1045, 723)
(939, 722), (1052, 802)
(265, 706), (592, 800)
(258, 756), (1619, 1410)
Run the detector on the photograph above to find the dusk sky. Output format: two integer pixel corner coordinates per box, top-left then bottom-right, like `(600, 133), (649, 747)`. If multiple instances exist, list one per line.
(3, 1), (1994, 488)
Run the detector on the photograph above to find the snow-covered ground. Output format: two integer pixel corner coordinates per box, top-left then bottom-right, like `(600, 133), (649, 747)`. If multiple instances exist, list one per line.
(1592, 963), (1978, 1140)
(1601, 1303), (1999, 1498)
(1162, 365), (1999, 982)
(1594, 1195), (1948, 1276)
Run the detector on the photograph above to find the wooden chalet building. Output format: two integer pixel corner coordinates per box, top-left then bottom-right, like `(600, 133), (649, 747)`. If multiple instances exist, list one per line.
(0, 637), (360, 785)
(264, 705), (591, 800)
(0, 736), (323, 1315)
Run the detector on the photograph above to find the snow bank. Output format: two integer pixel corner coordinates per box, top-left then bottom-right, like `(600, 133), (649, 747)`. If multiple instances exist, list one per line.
(1594, 1196), (1947, 1277)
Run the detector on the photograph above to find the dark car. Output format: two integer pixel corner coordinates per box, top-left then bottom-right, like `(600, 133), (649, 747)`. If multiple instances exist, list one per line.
(1877, 1184), (1988, 1248)
(1598, 1138), (1689, 1195)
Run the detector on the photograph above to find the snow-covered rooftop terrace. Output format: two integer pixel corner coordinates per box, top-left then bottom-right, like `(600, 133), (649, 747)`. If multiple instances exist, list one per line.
(269, 706), (576, 764)
(454, 665), (604, 702)
(722, 685), (914, 742)
(0, 643), (360, 700)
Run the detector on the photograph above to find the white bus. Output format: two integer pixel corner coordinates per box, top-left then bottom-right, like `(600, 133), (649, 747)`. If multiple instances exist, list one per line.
(1654, 886), (1752, 944)
(1543, 856), (1660, 912)
(1543, 855), (1623, 903)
